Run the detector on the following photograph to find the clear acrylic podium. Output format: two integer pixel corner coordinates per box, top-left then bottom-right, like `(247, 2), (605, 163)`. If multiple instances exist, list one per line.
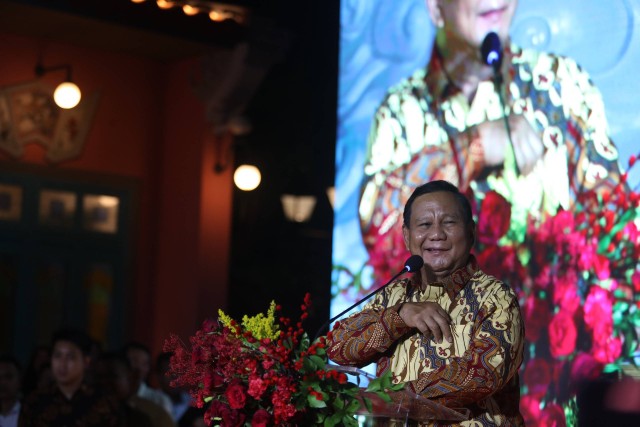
(328, 365), (470, 426)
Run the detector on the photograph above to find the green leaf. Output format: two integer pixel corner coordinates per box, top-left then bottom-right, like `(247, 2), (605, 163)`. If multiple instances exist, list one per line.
(362, 396), (373, 414)
(324, 413), (343, 427)
(308, 394), (327, 408)
(309, 355), (327, 370)
(374, 390), (392, 403)
(342, 414), (359, 426)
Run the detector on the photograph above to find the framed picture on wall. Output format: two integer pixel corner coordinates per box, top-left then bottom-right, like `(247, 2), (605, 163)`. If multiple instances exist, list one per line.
(82, 194), (119, 234)
(0, 183), (22, 221)
(38, 189), (77, 228)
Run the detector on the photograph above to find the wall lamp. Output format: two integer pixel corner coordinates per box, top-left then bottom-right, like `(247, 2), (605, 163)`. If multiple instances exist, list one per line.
(35, 62), (82, 109)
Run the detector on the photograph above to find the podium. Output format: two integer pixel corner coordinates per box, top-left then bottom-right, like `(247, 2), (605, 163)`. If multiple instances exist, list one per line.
(328, 365), (470, 426)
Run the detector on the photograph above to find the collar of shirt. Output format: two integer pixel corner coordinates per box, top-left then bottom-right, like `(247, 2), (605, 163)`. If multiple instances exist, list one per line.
(409, 254), (479, 300)
(0, 400), (20, 418)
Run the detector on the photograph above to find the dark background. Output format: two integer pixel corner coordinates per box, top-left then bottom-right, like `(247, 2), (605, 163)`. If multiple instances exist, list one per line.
(1, 0), (340, 334)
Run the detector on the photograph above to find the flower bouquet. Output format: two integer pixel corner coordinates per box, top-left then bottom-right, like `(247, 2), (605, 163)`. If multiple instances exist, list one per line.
(164, 293), (401, 426)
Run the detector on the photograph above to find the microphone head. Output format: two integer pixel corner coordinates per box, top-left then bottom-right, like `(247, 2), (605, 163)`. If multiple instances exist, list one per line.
(404, 255), (424, 272)
(480, 32), (502, 67)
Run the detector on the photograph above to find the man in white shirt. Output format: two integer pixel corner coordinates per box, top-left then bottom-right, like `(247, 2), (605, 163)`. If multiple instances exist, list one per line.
(123, 342), (173, 418)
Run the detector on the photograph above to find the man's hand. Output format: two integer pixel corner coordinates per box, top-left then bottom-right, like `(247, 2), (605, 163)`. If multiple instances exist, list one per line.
(398, 302), (452, 344)
(477, 114), (544, 176)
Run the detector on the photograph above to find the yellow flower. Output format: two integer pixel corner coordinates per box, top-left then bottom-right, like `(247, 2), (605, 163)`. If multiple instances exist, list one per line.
(242, 301), (280, 340)
(217, 302), (280, 340)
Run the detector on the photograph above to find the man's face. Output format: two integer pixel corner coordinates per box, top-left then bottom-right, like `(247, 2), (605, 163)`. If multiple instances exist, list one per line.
(126, 348), (150, 383)
(94, 360), (132, 400)
(428, 0), (518, 49)
(0, 362), (21, 400)
(403, 191), (475, 282)
(51, 341), (89, 387)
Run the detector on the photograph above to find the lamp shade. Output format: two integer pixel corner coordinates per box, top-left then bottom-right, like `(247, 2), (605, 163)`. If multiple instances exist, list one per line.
(53, 82), (81, 109)
(281, 194), (317, 222)
(234, 164), (261, 191)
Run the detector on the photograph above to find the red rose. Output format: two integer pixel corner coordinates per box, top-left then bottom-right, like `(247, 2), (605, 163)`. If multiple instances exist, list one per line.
(251, 409), (271, 427)
(548, 312), (577, 357)
(205, 401), (246, 427)
(225, 382), (247, 409)
(540, 402), (567, 427)
(477, 191), (511, 244)
(523, 358), (551, 399)
(552, 271), (580, 314)
(523, 295), (551, 343)
(248, 377), (267, 400)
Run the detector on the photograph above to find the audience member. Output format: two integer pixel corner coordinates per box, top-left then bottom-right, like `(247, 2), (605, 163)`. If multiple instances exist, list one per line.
(94, 352), (175, 427)
(18, 328), (123, 426)
(123, 341), (173, 417)
(156, 352), (193, 423)
(0, 355), (22, 427)
(20, 346), (49, 397)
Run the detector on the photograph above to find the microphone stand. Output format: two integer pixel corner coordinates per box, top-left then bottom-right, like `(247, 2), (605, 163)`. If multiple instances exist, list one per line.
(312, 267), (410, 342)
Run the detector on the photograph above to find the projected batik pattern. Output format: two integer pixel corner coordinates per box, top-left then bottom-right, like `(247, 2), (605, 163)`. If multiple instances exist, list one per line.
(328, 256), (525, 426)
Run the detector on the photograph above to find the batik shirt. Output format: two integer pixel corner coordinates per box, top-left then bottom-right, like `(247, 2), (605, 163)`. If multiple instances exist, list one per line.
(328, 256), (525, 426)
(18, 383), (123, 427)
(359, 43), (623, 283)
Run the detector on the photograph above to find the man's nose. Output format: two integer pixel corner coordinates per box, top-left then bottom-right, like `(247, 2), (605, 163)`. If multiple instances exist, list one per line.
(428, 225), (446, 239)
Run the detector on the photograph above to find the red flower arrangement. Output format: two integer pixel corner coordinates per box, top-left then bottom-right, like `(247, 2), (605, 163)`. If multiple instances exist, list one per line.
(164, 293), (399, 426)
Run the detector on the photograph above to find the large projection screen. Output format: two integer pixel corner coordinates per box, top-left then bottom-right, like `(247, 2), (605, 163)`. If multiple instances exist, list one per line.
(332, 0), (640, 424)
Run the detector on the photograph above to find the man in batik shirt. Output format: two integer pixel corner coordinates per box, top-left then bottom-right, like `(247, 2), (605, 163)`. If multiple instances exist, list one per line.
(360, 0), (623, 285)
(19, 329), (123, 426)
(329, 180), (524, 426)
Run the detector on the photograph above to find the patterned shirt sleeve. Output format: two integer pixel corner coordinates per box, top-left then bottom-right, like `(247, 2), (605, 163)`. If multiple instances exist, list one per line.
(327, 286), (412, 367)
(407, 285), (524, 408)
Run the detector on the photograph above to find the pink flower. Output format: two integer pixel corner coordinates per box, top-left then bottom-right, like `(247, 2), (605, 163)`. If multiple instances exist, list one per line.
(583, 286), (613, 336)
(633, 270), (640, 293)
(592, 336), (622, 364)
(540, 403), (567, 427)
(520, 395), (541, 426)
(548, 312), (577, 357)
(569, 352), (603, 394)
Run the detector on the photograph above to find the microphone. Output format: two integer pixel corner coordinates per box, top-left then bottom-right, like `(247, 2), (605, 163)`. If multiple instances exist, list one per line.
(313, 255), (424, 341)
(480, 31), (502, 73)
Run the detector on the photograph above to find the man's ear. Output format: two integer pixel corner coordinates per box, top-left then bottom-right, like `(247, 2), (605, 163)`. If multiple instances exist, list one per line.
(426, 0), (444, 28)
(469, 220), (476, 247)
(402, 224), (410, 250)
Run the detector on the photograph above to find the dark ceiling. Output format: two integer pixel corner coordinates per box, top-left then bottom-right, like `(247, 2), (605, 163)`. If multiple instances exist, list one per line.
(0, 0), (262, 60)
